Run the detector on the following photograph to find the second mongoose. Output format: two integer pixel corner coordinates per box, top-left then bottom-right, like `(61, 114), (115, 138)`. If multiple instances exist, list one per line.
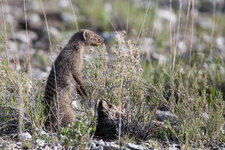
(44, 29), (104, 131)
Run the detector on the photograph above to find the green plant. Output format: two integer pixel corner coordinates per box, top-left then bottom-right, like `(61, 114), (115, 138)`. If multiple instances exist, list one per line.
(57, 115), (96, 149)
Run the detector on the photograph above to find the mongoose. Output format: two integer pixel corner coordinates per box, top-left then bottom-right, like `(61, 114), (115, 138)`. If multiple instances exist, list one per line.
(44, 29), (104, 131)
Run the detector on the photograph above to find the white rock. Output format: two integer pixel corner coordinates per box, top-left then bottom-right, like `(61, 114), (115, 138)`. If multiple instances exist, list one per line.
(103, 142), (120, 150)
(13, 31), (31, 44)
(72, 100), (82, 111)
(125, 143), (146, 150)
(61, 12), (74, 24)
(6, 14), (15, 24)
(28, 14), (42, 30)
(18, 132), (32, 141)
(49, 27), (61, 39)
(216, 37), (225, 53)
(152, 53), (167, 65)
(198, 16), (213, 29)
(36, 139), (45, 147)
(153, 19), (163, 33)
(98, 139), (105, 146)
(156, 110), (178, 125)
(29, 1), (41, 10)
(58, 0), (70, 8)
(44, 145), (52, 150)
(203, 34), (211, 43)
(177, 41), (187, 55)
(104, 2), (112, 13)
(220, 123), (225, 135)
(169, 144), (180, 150)
(90, 143), (96, 149)
(201, 112), (209, 122)
(140, 38), (154, 54)
(7, 40), (18, 52)
(95, 146), (104, 150)
(156, 9), (177, 24)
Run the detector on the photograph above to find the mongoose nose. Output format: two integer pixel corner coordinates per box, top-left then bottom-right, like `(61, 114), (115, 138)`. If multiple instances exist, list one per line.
(98, 38), (104, 44)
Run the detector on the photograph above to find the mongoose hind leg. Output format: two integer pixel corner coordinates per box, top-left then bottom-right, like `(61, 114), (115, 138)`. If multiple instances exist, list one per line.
(59, 104), (76, 127)
(48, 103), (76, 131)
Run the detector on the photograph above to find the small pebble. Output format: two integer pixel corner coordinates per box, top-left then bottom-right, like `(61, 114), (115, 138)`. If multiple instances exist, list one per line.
(94, 146), (103, 150)
(125, 143), (146, 150)
(90, 143), (96, 149)
(18, 132), (32, 141)
(98, 139), (105, 146)
(36, 139), (45, 147)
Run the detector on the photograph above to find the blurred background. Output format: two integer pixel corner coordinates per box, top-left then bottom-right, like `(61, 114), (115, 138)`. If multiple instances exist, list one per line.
(1, 0), (225, 80)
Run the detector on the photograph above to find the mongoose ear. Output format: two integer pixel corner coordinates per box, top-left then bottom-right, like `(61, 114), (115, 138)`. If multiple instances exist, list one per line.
(83, 30), (87, 40)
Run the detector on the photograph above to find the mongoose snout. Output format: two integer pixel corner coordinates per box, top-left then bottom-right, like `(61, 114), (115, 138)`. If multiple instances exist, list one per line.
(44, 29), (104, 131)
(81, 29), (104, 46)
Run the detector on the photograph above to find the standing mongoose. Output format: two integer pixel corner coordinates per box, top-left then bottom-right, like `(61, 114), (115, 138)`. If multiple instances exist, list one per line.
(44, 29), (104, 131)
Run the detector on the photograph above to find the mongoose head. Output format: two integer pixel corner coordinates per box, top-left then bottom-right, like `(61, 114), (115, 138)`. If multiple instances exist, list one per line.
(81, 29), (104, 46)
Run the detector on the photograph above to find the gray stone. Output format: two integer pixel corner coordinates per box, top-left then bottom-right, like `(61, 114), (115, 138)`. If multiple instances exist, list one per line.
(177, 41), (187, 55)
(91, 139), (98, 145)
(220, 123), (225, 135)
(13, 31), (31, 44)
(169, 144), (180, 150)
(151, 53), (167, 65)
(44, 145), (52, 150)
(5, 13), (15, 25)
(139, 38), (155, 57)
(98, 139), (105, 146)
(7, 40), (18, 53)
(72, 100), (83, 111)
(61, 12), (74, 24)
(95, 146), (104, 150)
(216, 37), (225, 55)
(125, 143), (146, 150)
(58, 0), (70, 8)
(18, 132), (32, 141)
(90, 143), (96, 149)
(156, 9), (177, 24)
(197, 16), (213, 30)
(31, 68), (49, 81)
(27, 14), (42, 30)
(49, 27), (61, 39)
(29, 1), (41, 11)
(36, 139), (45, 147)
(54, 143), (63, 150)
(156, 110), (178, 125)
(103, 142), (120, 150)
(201, 112), (209, 122)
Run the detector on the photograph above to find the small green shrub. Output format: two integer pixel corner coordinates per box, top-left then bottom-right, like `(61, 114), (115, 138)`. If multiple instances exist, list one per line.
(57, 115), (96, 149)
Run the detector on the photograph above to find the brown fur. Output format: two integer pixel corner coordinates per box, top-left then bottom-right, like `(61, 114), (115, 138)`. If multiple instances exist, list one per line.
(44, 29), (104, 131)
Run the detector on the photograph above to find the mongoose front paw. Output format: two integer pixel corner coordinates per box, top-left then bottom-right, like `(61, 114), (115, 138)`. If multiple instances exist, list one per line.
(76, 84), (88, 97)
